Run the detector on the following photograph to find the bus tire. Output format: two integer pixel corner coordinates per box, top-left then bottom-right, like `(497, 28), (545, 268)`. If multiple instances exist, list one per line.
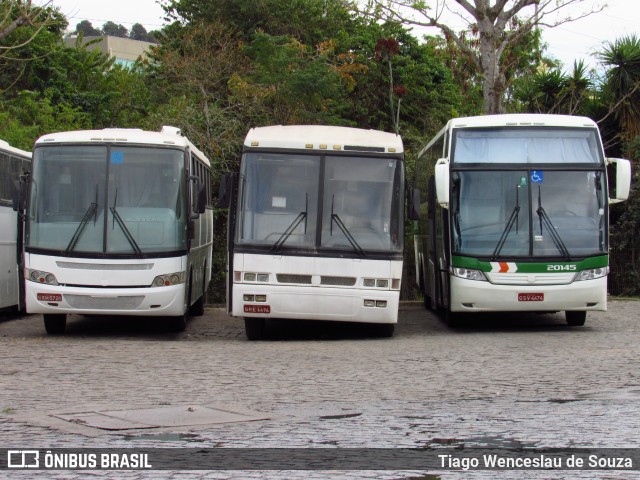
(375, 323), (395, 338)
(44, 314), (66, 335)
(189, 270), (207, 316)
(445, 309), (464, 328)
(245, 318), (267, 340)
(168, 312), (188, 332)
(566, 311), (586, 326)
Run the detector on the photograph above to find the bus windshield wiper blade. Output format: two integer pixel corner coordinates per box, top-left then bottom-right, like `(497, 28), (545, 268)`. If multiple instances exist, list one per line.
(536, 186), (571, 260)
(65, 202), (97, 254)
(110, 187), (142, 256)
(492, 184), (520, 260)
(272, 194), (308, 253)
(329, 194), (365, 256)
(331, 213), (365, 256)
(65, 185), (98, 254)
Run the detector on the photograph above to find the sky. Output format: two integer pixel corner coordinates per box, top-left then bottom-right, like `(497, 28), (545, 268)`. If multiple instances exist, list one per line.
(50, 0), (639, 72)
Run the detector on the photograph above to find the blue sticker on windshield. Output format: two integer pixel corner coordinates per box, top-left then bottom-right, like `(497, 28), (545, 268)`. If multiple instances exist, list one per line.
(530, 171), (543, 183)
(111, 151), (124, 164)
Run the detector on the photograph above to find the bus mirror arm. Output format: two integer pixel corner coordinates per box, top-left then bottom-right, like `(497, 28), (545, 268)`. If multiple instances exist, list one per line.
(217, 173), (236, 209)
(12, 173), (28, 212)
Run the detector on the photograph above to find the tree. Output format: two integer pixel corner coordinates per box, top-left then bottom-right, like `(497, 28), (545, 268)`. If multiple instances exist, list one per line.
(1, 0), (59, 59)
(130, 23), (155, 42)
(101, 21), (128, 38)
(598, 35), (640, 149)
(366, 0), (603, 114)
(75, 19), (100, 36)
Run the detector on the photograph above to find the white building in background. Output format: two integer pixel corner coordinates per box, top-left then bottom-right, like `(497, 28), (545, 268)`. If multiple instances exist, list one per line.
(63, 35), (155, 68)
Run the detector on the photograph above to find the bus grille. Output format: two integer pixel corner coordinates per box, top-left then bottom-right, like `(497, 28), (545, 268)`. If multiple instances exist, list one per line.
(486, 272), (575, 285)
(276, 274), (312, 284)
(57, 262), (154, 271)
(320, 276), (357, 286)
(65, 295), (144, 310)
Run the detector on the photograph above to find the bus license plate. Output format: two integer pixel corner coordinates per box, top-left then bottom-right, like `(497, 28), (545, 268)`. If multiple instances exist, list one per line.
(37, 293), (62, 302)
(518, 293), (544, 302)
(244, 305), (271, 314)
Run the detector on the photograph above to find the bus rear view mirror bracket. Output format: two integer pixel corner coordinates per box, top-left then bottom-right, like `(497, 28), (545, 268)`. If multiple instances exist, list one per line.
(435, 158), (449, 208)
(408, 187), (420, 220)
(606, 157), (631, 204)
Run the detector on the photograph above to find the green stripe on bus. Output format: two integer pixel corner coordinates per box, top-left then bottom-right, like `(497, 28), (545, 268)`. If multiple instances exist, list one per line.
(451, 255), (608, 272)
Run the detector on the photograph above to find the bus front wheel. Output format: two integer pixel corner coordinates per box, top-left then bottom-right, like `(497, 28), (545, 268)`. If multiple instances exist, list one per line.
(44, 314), (66, 335)
(168, 312), (188, 332)
(244, 318), (267, 340)
(565, 311), (586, 326)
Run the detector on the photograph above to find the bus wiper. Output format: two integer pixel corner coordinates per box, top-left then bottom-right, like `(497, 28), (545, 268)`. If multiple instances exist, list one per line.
(330, 195), (365, 257)
(110, 187), (143, 256)
(271, 194), (307, 253)
(536, 186), (571, 260)
(492, 185), (520, 260)
(65, 185), (98, 254)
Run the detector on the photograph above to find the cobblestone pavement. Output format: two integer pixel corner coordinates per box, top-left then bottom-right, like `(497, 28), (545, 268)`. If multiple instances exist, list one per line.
(1, 300), (640, 479)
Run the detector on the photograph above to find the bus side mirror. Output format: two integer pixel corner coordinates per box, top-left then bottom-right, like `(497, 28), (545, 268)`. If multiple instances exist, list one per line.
(12, 175), (28, 212)
(607, 157), (631, 204)
(217, 173), (235, 209)
(197, 183), (207, 214)
(408, 187), (420, 220)
(434, 158), (449, 208)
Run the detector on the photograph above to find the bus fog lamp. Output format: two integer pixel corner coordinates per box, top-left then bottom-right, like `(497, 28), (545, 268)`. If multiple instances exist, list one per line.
(243, 294), (255, 302)
(376, 300), (387, 308)
(364, 299), (375, 307)
(453, 268), (486, 281)
(255, 295), (267, 302)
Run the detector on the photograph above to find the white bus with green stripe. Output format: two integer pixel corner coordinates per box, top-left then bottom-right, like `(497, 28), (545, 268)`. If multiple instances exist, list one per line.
(409, 114), (631, 326)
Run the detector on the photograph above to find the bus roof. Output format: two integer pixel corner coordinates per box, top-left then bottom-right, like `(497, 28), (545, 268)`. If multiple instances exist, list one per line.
(34, 127), (209, 166)
(447, 114), (598, 130)
(244, 125), (404, 154)
(0, 139), (31, 159)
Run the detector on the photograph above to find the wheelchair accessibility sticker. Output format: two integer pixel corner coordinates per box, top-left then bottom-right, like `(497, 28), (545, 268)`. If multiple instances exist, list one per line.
(530, 171), (544, 183)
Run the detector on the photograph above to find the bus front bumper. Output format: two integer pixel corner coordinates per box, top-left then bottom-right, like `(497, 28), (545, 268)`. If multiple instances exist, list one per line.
(450, 276), (607, 312)
(25, 282), (186, 317)
(232, 284), (399, 324)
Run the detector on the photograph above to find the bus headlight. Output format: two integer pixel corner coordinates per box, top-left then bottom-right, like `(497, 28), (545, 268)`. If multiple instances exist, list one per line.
(27, 269), (59, 285)
(152, 272), (186, 287)
(574, 267), (608, 282)
(453, 268), (487, 282)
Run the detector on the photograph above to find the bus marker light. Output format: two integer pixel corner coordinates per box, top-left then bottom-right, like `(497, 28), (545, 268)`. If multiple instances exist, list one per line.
(518, 293), (544, 302)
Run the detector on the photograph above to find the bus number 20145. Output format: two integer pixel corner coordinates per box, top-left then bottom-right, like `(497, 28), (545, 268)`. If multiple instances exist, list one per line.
(547, 265), (577, 271)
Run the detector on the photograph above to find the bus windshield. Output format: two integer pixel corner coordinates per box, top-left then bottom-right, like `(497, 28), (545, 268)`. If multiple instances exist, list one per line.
(236, 152), (403, 253)
(451, 170), (606, 258)
(27, 145), (187, 255)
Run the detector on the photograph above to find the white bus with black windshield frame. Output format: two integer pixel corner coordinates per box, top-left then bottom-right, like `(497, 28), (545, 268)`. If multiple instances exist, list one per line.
(409, 114), (631, 326)
(0, 140), (31, 312)
(219, 126), (405, 339)
(21, 127), (213, 334)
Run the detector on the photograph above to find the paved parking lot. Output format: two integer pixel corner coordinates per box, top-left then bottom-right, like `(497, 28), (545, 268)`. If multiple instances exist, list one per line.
(1, 300), (639, 479)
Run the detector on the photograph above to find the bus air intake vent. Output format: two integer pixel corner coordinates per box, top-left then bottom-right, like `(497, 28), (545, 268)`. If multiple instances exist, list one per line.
(320, 276), (357, 286)
(56, 262), (154, 271)
(65, 295), (144, 310)
(276, 274), (312, 284)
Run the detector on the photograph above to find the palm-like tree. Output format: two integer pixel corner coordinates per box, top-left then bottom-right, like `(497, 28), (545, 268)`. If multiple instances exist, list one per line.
(599, 35), (640, 147)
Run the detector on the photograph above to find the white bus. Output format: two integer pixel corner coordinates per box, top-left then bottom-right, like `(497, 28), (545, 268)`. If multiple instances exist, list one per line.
(219, 125), (405, 339)
(409, 114), (631, 326)
(21, 126), (213, 334)
(0, 140), (31, 312)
